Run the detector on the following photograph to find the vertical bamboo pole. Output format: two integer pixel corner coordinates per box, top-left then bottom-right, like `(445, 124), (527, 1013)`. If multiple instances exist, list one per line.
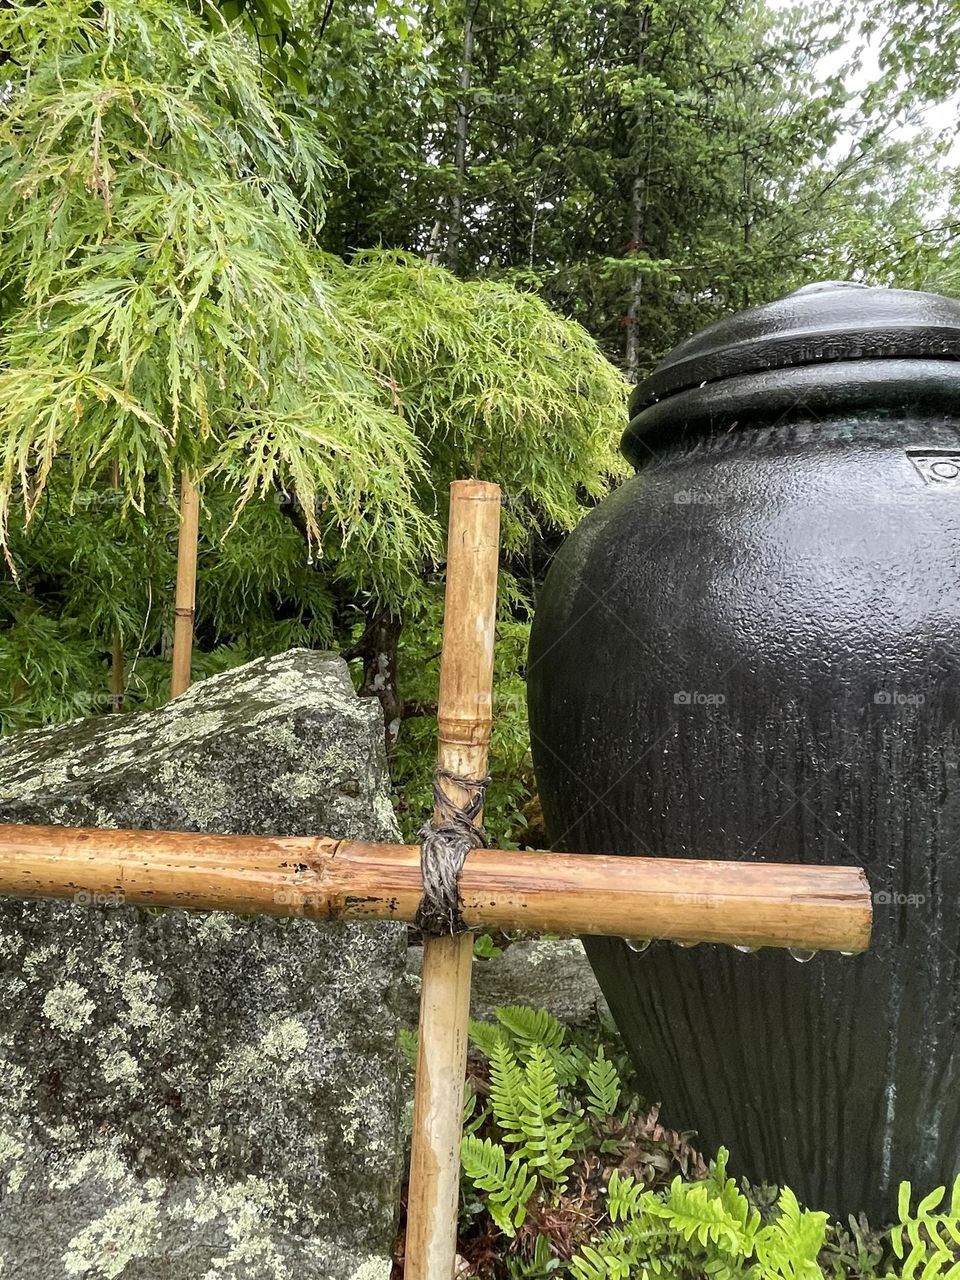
(110, 459), (124, 712)
(111, 633), (125, 713)
(405, 480), (501, 1280)
(170, 471), (199, 699)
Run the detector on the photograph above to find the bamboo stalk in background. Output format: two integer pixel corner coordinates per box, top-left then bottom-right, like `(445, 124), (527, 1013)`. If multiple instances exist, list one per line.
(111, 633), (125, 713)
(110, 459), (124, 712)
(0, 821), (873, 952)
(170, 471), (200, 699)
(405, 479), (502, 1280)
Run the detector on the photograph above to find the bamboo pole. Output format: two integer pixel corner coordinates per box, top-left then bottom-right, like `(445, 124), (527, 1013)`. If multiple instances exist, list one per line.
(0, 821), (872, 952)
(111, 632), (125, 713)
(110, 459), (124, 712)
(406, 479), (502, 1280)
(170, 470), (200, 699)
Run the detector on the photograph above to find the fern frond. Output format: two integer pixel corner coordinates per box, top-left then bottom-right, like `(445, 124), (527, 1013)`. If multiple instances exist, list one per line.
(890, 1177), (960, 1280)
(607, 1168), (653, 1224)
(586, 1046), (622, 1120)
(496, 1005), (567, 1053)
(709, 1146), (731, 1191)
(461, 1135), (537, 1237)
(514, 1044), (577, 1185)
(664, 1177), (757, 1256)
(506, 1233), (555, 1278)
(755, 1187), (827, 1280)
(489, 1034), (527, 1138)
(469, 1018), (503, 1061)
(569, 1217), (675, 1280)
(461, 1133), (507, 1191)
(568, 1241), (632, 1280)
(550, 1041), (591, 1088)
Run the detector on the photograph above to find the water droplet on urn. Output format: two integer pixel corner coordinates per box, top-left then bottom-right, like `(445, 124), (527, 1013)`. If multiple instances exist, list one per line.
(625, 937), (652, 953)
(840, 950), (855, 957)
(789, 948), (817, 963)
(676, 940), (696, 948)
(734, 944), (754, 953)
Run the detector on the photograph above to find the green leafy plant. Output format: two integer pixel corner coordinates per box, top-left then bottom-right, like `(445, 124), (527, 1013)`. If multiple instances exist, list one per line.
(0, 0), (628, 846)
(0, 0), (430, 566)
(889, 1177), (960, 1280)
(474, 933), (505, 960)
(462, 1135), (540, 1235)
(457, 1006), (960, 1280)
(584, 1047), (621, 1122)
(561, 1151), (829, 1280)
(459, 1005), (710, 1275)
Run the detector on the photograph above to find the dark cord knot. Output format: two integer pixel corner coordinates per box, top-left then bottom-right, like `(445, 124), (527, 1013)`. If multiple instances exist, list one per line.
(416, 767), (491, 935)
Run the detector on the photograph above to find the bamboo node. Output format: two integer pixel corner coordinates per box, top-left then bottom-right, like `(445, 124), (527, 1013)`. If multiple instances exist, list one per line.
(416, 767), (490, 935)
(436, 718), (493, 749)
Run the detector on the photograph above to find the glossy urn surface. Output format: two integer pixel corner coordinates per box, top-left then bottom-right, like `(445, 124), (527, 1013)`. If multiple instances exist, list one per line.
(527, 283), (960, 1218)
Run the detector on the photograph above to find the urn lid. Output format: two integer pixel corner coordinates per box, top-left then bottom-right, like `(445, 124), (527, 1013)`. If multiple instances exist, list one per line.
(623, 282), (960, 465)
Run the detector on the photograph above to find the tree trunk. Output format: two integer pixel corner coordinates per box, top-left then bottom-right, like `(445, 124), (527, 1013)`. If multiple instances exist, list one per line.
(445, 2), (476, 273)
(624, 7), (651, 383)
(624, 171), (645, 383)
(358, 609), (405, 751)
(742, 151), (753, 309)
(273, 494), (436, 749)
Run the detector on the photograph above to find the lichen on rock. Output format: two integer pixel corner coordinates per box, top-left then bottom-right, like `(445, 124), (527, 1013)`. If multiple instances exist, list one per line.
(0, 650), (405, 1279)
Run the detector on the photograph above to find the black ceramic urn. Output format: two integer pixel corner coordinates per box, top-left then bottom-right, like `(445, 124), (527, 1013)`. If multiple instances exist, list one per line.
(527, 282), (960, 1219)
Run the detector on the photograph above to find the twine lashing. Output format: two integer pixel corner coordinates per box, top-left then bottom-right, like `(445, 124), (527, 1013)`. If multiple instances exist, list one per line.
(416, 767), (491, 935)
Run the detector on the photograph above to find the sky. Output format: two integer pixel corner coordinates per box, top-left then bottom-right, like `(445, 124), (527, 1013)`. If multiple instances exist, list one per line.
(772, 0), (960, 160)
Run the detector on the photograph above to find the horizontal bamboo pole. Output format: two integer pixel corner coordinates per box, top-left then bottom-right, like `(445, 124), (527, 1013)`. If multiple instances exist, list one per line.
(0, 823), (872, 953)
